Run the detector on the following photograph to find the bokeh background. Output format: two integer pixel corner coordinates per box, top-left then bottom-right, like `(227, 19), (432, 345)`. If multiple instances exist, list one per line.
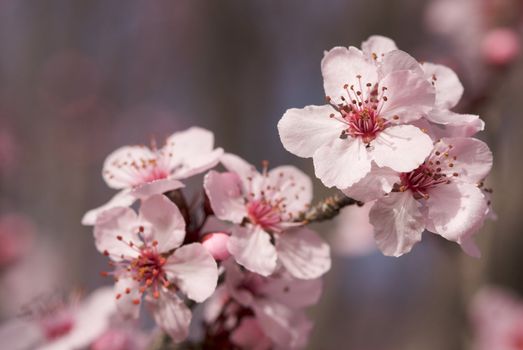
(1, 0), (522, 349)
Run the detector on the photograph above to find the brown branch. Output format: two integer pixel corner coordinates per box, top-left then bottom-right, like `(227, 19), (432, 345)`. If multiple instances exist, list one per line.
(296, 192), (363, 224)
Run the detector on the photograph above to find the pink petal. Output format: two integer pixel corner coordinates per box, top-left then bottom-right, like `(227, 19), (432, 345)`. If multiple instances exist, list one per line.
(231, 316), (272, 350)
(275, 227), (331, 280)
(313, 137), (371, 188)
(94, 207), (140, 260)
(267, 165), (313, 217)
(379, 70), (435, 123)
(321, 46), (379, 104)
(342, 163), (400, 202)
(379, 50), (423, 78)
(201, 232), (231, 261)
(164, 243), (218, 303)
(227, 226), (278, 277)
(370, 125), (433, 172)
(426, 182), (487, 245)
(220, 153), (257, 181)
(82, 190), (136, 226)
(149, 291), (192, 343)
(172, 148), (223, 179)
(361, 35), (398, 60)
(422, 63), (464, 109)
(203, 171), (247, 224)
(0, 319), (42, 350)
(138, 194), (186, 252)
(425, 109), (485, 136)
(259, 273), (323, 308)
(130, 178), (184, 199)
(252, 300), (313, 349)
(369, 192), (425, 257)
(114, 277), (141, 319)
(102, 146), (157, 189)
(277, 105), (344, 158)
(437, 137), (493, 183)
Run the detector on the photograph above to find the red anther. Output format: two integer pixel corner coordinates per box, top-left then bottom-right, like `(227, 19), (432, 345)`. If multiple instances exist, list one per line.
(116, 235), (123, 241)
(115, 293), (122, 300)
(153, 291), (160, 299)
(152, 240), (158, 247)
(146, 279), (153, 286)
(132, 299), (140, 305)
(100, 271), (109, 277)
(125, 288), (131, 294)
(103, 250), (109, 256)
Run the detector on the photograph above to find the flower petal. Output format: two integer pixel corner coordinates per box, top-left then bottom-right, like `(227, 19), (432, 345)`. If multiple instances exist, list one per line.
(94, 207), (140, 260)
(149, 291), (192, 343)
(203, 171), (247, 224)
(275, 227), (331, 280)
(426, 182), (487, 245)
(267, 166), (312, 218)
(425, 109), (485, 136)
(220, 153), (258, 181)
(139, 194), (186, 252)
(227, 225), (277, 277)
(379, 50), (423, 78)
(370, 125), (433, 172)
(321, 46), (379, 104)
(130, 178), (184, 199)
(231, 316), (272, 350)
(82, 190), (136, 226)
(277, 105), (344, 158)
(164, 243), (218, 303)
(342, 163), (400, 202)
(369, 192), (425, 257)
(379, 70), (435, 123)
(361, 35), (398, 60)
(422, 62), (464, 109)
(102, 146), (157, 189)
(114, 277), (141, 319)
(313, 137), (371, 188)
(259, 272), (323, 308)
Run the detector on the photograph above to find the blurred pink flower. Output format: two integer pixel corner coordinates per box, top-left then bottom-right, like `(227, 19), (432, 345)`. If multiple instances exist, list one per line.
(94, 194), (218, 343)
(330, 202), (376, 257)
(470, 287), (523, 350)
(482, 28), (520, 66)
(204, 153), (330, 279)
(0, 287), (115, 350)
(0, 213), (35, 268)
(82, 127), (223, 225)
(230, 316), (272, 350)
(90, 323), (150, 350)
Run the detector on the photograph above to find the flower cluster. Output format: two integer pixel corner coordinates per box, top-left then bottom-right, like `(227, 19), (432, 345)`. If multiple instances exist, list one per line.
(278, 35), (494, 257)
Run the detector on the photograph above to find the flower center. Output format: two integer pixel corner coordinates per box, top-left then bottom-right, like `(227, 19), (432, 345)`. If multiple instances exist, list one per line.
(327, 77), (394, 144)
(246, 199), (282, 232)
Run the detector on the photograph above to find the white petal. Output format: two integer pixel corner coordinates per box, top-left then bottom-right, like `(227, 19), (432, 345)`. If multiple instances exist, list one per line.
(259, 273), (323, 308)
(321, 46), (379, 104)
(379, 50), (423, 78)
(361, 35), (398, 60)
(275, 227), (331, 280)
(164, 243), (218, 302)
(203, 171), (247, 224)
(425, 109), (485, 136)
(94, 207), (140, 260)
(277, 105), (344, 158)
(130, 178), (184, 199)
(114, 277), (141, 319)
(227, 226), (277, 277)
(422, 62), (464, 109)
(102, 146), (156, 189)
(220, 153), (258, 181)
(171, 148), (223, 179)
(370, 125), (433, 172)
(369, 192), (425, 257)
(139, 194), (186, 252)
(313, 137), (371, 188)
(267, 166), (313, 218)
(149, 291), (192, 343)
(82, 190), (136, 226)
(426, 182), (487, 244)
(379, 70), (435, 123)
(342, 163), (400, 202)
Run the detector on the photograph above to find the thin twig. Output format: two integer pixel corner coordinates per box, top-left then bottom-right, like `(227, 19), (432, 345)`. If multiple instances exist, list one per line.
(296, 192), (363, 224)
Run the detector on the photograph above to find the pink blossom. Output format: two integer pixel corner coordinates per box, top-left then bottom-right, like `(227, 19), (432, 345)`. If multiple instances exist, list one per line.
(482, 28), (520, 66)
(204, 262), (321, 349)
(0, 287), (116, 350)
(90, 324), (150, 350)
(94, 194), (218, 343)
(201, 232), (231, 261)
(368, 137), (493, 257)
(0, 213), (35, 268)
(278, 36), (435, 189)
(470, 287), (523, 350)
(82, 127), (223, 225)
(203, 153), (331, 279)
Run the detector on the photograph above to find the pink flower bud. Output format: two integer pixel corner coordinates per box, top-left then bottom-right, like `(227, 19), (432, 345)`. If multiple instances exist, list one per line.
(201, 232), (230, 261)
(482, 28), (520, 66)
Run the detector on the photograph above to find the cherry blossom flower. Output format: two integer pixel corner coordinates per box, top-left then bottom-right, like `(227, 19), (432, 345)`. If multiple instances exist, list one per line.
(470, 287), (523, 350)
(94, 194), (218, 343)
(203, 262), (322, 350)
(82, 127), (223, 225)
(278, 37), (435, 189)
(482, 28), (520, 66)
(0, 287), (116, 350)
(204, 153), (331, 279)
(368, 137), (493, 257)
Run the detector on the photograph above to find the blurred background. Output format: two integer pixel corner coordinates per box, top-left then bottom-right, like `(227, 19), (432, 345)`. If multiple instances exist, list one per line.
(1, 0), (522, 349)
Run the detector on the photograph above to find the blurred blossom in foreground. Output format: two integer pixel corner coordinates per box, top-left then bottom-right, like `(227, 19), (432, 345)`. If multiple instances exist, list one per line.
(330, 202), (376, 257)
(470, 287), (523, 350)
(0, 287), (115, 350)
(481, 28), (520, 66)
(0, 213), (35, 268)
